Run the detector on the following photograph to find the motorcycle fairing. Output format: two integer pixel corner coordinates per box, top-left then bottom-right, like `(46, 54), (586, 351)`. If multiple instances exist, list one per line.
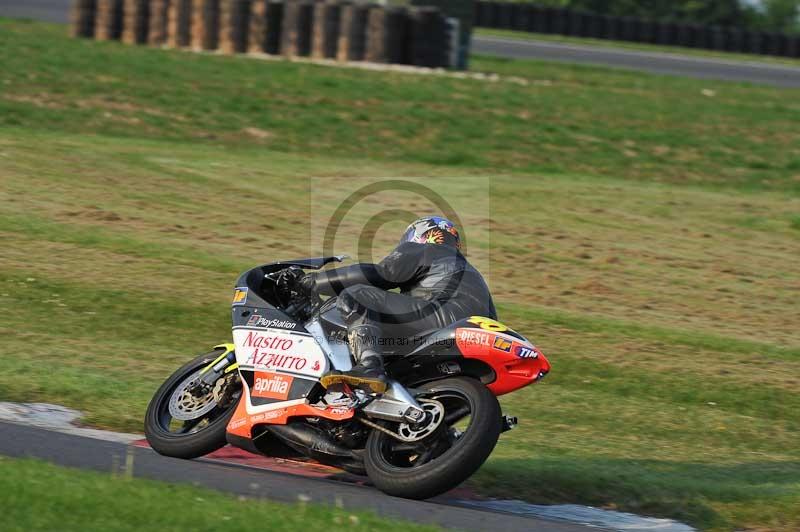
(226, 384), (355, 439)
(232, 322), (327, 401)
(233, 306), (299, 331)
(230, 257), (347, 314)
(226, 347), (356, 438)
(454, 317), (551, 396)
(396, 316), (550, 396)
(232, 327), (327, 377)
(227, 284), (356, 437)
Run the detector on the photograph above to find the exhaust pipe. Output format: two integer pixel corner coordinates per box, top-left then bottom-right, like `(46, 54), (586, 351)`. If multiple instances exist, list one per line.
(264, 421), (355, 460)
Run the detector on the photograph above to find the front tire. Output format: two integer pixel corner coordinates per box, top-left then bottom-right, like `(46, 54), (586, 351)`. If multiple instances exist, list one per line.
(144, 350), (240, 459)
(364, 377), (502, 499)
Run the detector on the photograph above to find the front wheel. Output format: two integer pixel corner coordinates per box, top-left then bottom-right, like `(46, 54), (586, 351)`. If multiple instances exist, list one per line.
(144, 350), (241, 459)
(364, 377), (502, 499)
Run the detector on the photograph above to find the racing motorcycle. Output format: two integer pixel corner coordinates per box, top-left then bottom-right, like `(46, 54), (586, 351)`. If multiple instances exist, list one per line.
(145, 256), (550, 499)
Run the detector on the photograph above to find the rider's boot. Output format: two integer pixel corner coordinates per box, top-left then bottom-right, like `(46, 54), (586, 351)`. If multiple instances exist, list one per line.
(320, 325), (387, 394)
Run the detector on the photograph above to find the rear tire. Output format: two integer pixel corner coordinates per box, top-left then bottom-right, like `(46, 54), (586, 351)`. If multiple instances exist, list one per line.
(144, 351), (240, 459)
(364, 377), (502, 499)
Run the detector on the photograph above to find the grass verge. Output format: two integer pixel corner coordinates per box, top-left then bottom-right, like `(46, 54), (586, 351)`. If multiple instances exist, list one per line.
(0, 457), (441, 532)
(1, 18), (800, 193)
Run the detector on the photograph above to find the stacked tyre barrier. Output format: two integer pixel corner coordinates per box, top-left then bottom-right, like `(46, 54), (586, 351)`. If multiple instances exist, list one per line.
(95, 0), (124, 41)
(148, 0), (171, 45)
(410, 0), (474, 69)
(281, 1), (313, 57)
(191, 0), (220, 51)
(312, 2), (341, 59)
(70, 0), (457, 68)
(337, 4), (370, 61)
(472, 3), (800, 59)
(71, 0), (97, 38)
(167, 0), (193, 47)
(121, 0), (150, 44)
(220, 0), (251, 53)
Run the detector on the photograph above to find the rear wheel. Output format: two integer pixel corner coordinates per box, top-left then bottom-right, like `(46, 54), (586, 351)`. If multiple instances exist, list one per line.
(144, 350), (241, 459)
(364, 377), (502, 499)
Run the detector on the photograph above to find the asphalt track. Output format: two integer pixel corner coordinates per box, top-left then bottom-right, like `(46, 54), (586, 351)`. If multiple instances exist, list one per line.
(0, 421), (597, 531)
(473, 35), (800, 88)
(2, 0), (799, 87)
(0, 0), (71, 23)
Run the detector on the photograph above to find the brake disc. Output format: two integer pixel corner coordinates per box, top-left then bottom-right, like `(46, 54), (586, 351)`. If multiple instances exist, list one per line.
(396, 399), (445, 442)
(168, 370), (219, 421)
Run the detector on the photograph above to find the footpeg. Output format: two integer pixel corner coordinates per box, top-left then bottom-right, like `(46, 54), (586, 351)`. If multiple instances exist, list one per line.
(362, 397), (425, 423)
(501, 415), (518, 432)
(361, 379), (425, 423)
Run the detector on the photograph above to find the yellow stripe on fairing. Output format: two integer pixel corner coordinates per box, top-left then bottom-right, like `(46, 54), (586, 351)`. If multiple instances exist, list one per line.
(213, 343), (236, 353)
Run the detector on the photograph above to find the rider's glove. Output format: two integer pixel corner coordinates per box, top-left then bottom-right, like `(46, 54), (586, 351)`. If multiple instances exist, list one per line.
(296, 273), (316, 296)
(278, 266), (304, 294)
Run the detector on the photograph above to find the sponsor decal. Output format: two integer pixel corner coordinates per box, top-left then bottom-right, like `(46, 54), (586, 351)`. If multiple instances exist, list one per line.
(243, 332), (308, 371)
(263, 408), (287, 420)
(243, 330), (295, 351)
(252, 372), (294, 400)
(327, 406), (351, 415)
(246, 314), (297, 330)
(515, 345), (539, 359)
(229, 417), (247, 430)
(244, 352), (307, 371)
(492, 336), (512, 352)
(250, 409), (287, 423)
(232, 287), (248, 306)
(467, 316), (508, 332)
(233, 328), (326, 377)
(456, 328), (491, 347)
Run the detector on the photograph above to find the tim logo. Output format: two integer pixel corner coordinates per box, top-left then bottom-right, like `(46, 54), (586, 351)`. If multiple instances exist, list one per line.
(515, 345), (538, 359)
(252, 372), (293, 400)
(492, 336), (512, 352)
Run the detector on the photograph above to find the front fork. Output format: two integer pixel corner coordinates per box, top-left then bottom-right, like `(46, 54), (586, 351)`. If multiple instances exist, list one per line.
(195, 343), (238, 392)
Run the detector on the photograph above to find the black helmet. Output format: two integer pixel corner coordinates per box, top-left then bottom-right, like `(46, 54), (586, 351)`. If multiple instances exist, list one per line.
(400, 216), (460, 249)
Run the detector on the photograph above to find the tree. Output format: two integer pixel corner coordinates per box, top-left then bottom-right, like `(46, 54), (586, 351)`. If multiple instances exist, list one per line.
(562, 0), (799, 33)
(762, 0), (800, 33)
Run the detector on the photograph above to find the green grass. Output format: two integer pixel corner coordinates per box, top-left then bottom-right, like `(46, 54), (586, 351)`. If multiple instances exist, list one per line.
(1, 19), (799, 532)
(476, 27), (800, 67)
(0, 458), (441, 532)
(1, 19), (800, 194)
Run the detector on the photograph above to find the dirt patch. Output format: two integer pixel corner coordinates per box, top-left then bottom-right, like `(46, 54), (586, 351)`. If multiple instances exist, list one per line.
(64, 207), (124, 222)
(242, 127), (273, 140)
(3, 93), (65, 109)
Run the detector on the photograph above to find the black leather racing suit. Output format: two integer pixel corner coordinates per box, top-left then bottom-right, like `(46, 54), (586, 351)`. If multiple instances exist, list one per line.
(308, 242), (497, 354)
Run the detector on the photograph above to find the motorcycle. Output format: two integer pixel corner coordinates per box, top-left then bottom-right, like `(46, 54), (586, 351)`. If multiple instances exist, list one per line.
(145, 256), (551, 499)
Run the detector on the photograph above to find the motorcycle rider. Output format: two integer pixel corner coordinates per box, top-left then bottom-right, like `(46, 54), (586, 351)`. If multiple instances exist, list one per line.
(296, 216), (496, 393)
